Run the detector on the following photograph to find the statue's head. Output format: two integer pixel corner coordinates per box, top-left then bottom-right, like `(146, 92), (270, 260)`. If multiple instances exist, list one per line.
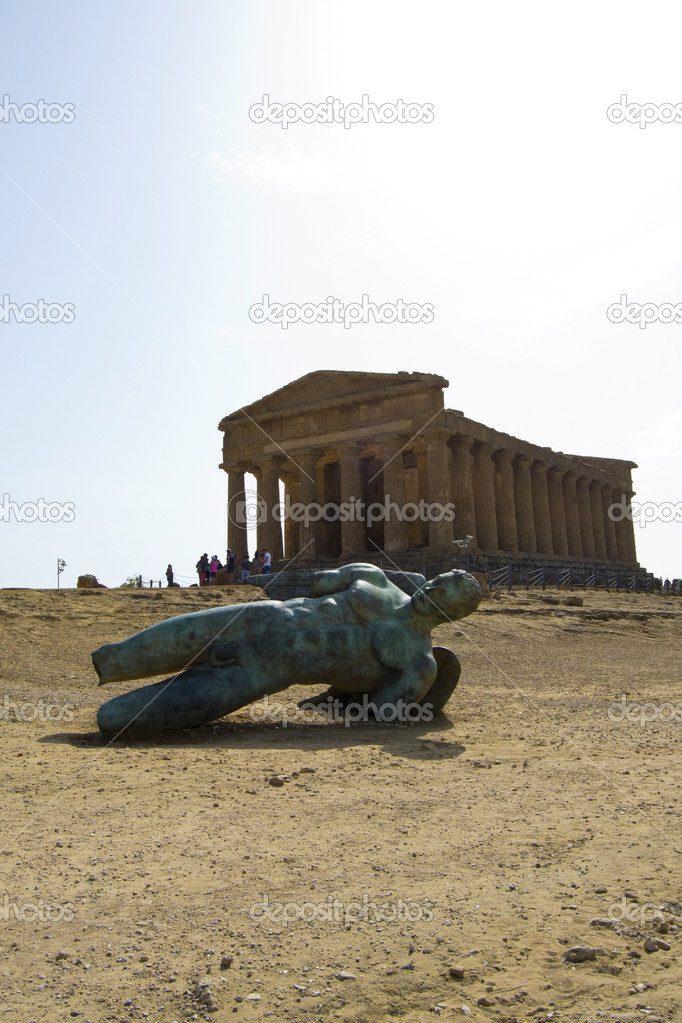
(411, 569), (481, 621)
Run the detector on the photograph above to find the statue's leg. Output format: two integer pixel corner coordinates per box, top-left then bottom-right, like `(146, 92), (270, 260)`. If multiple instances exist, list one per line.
(419, 647), (461, 713)
(97, 662), (277, 736)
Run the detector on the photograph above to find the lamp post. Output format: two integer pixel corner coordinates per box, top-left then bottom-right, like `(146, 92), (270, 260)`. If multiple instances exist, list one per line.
(57, 558), (67, 589)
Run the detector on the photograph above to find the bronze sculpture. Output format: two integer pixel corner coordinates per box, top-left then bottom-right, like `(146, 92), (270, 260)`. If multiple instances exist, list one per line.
(93, 563), (481, 735)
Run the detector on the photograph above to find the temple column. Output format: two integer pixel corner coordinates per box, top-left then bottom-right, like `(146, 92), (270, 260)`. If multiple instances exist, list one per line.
(381, 436), (408, 552)
(513, 456), (537, 553)
(547, 467), (569, 557)
(256, 457), (284, 562)
(282, 478), (299, 559)
(601, 485), (619, 562)
(615, 490), (637, 563)
(227, 467), (249, 559)
(472, 442), (499, 550)
(450, 434), (477, 546)
(576, 476), (596, 559)
(298, 452), (321, 559)
(589, 481), (608, 560)
(425, 430), (455, 546)
(562, 472), (582, 557)
(339, 444), (366, 555)
(531, 462), (553, 554)
(493, 449), (518, 552)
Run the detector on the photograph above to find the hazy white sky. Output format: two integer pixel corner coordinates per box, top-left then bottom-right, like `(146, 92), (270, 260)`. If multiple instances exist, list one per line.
(1, 0), (680, 586)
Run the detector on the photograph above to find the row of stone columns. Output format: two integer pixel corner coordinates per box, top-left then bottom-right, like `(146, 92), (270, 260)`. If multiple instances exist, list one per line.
(226, 433), (637, 564)
(450, 435), (637, 563)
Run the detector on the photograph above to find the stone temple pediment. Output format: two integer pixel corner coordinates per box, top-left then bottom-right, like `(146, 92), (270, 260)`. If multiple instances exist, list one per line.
(220, 370), (448, 425)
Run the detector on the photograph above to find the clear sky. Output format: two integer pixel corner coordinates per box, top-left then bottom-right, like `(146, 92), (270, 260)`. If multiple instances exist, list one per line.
(1, 0), (680, 587)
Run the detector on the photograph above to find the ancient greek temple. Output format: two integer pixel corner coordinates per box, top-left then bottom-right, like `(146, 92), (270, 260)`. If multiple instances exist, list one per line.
(219, 370), (638, 566)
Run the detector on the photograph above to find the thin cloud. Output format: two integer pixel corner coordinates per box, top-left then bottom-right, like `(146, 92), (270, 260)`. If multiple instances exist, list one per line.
(206, 143), (355, 193)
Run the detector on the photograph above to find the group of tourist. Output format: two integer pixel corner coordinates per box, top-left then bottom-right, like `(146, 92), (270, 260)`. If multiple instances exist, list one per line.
(168, 548), (273, 587)
(195, 552), (231, 586)
(238, 549), (271, 582)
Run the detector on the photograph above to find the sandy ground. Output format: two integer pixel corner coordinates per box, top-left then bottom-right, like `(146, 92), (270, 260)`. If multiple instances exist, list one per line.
(0, 580), (680, 1023)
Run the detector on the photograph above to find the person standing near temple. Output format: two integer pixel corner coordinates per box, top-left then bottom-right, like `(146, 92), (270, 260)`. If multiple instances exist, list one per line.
(196, 553), (209, 586)
(262, 548), (272, 575)
(166, 564), (174, 587)
(226, 549), (236, 584)
(251, 550), (262, 575)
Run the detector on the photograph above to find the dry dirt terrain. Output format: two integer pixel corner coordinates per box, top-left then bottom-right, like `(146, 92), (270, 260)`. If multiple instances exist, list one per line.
(0, 581), (680, 1023)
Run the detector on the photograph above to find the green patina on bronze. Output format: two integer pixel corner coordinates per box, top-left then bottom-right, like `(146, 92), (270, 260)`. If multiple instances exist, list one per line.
(92, 563), (481, 735)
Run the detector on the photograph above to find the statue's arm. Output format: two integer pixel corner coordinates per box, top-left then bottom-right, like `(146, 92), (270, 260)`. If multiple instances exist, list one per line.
(312, 563), (389, 597)
(369, 651), (438, 707)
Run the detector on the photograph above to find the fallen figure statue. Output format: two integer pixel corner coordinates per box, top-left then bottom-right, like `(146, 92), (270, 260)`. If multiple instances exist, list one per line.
(92, 563), (481, 736)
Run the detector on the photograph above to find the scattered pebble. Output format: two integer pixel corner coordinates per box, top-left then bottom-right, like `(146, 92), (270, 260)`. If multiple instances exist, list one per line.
(193, 979), (218, 1012)
(564, 946), (598, 963)
(644, 937), (670, 953)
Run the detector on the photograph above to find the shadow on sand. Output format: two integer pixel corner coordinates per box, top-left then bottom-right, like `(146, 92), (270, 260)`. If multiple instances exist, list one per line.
(40, 713), (466, 762)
